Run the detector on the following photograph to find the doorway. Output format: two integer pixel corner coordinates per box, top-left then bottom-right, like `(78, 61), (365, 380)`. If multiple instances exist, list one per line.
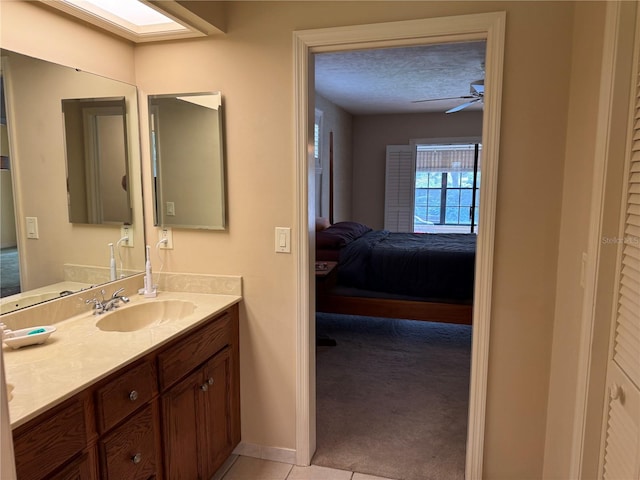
(0, 74), (21, 299)
(312, 43), (483, 476)
(293, 11), (506, 478)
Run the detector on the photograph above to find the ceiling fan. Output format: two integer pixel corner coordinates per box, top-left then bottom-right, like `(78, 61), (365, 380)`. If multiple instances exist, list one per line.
(413, 79), (484, 114)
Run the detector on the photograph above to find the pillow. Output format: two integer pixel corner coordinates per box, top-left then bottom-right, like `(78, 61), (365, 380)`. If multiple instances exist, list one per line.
(316, 221), (372, 249)
(315, 217), (331, 231)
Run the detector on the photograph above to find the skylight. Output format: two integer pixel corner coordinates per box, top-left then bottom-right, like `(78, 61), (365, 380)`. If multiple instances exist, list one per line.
(61, 0), (187, 34)
(41, 0), (224, 42)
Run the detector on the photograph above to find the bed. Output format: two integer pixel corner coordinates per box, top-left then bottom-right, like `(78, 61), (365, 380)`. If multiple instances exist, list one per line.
(315, 221), (475, 325)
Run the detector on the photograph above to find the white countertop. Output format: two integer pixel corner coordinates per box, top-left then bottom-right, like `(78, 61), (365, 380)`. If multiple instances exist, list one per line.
(4, 290), (241, 429)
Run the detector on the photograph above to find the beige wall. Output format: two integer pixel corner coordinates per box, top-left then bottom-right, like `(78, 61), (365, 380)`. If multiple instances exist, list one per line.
(315, 93), (353, 223)
(136, 2), (577, 477)
(0, 1), (135, 83)
(352, 111), (483, 229)
(1, 1), (619, 478)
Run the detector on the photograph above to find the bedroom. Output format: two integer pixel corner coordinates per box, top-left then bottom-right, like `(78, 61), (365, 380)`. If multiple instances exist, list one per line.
(311, 42), (485, 479)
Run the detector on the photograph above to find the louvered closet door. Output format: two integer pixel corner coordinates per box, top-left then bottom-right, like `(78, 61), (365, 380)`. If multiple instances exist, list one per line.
(384, 145), (415, 232)
(600, 40), (640, 480)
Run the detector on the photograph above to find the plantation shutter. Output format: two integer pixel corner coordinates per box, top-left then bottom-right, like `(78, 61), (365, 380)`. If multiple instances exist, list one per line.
(601, 40), (640, 479)
(384, 145), (415, 232)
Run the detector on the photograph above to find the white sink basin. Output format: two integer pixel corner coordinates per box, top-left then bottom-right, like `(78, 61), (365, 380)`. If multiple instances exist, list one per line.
(96, 300), (196, 332)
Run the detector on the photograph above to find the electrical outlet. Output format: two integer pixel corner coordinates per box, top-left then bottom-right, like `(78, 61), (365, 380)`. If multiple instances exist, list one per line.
(159, 227), (173, 249)
(120, 225), (133, 247)
(166, 201), (175, 216)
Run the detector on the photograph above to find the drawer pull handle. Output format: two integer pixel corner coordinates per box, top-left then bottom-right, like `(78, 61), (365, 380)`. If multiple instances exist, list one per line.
(207, 377), (214, 386)
(131, 453), (142, 464)
(201, 383), (209, 392)
(129, 390), (139, 402)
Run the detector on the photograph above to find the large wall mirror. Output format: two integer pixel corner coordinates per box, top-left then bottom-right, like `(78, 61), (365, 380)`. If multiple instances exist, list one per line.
(0, 49), (145, 314)
(148, 92), (226, 230)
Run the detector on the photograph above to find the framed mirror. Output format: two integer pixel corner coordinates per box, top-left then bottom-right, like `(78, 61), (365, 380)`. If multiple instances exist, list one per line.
(0, 49), (145, 314)
(148, 92), (226, 230)
(62, 96), (132, 225)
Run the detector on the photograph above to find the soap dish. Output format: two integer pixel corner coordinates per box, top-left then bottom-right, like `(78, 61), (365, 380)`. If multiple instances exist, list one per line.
(3, 326), (56, 349)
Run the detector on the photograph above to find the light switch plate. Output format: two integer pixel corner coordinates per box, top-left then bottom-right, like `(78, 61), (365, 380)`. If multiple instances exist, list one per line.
(26, 217), (39, 239)
(275, 227), (291, 253)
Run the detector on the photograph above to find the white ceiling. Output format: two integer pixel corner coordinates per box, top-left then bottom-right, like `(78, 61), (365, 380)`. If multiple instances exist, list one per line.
(314, 41), (486, 115)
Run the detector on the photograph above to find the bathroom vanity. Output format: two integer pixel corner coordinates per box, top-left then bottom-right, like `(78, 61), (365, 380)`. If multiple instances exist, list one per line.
(5, 290), (241, 480)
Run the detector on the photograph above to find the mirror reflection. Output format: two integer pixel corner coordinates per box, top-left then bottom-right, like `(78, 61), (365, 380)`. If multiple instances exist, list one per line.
(0, 49), (145, 314)
(62, 97), (132, 225)
(149, 92), (226, 230)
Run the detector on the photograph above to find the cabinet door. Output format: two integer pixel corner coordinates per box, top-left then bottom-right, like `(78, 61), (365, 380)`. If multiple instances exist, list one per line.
(201, 347), (234, 478)
(161, 368), (204, 479)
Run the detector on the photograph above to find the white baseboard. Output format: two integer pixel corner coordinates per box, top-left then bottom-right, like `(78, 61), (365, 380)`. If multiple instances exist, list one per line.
(233, 442), (297, 465)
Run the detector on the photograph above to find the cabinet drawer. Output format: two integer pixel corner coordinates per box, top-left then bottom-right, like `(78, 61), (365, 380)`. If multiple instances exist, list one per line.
(158, 311), (231, 390)
(95, 361), (155, 433)
(99, 405), (157, 480)
(14, 399), (86, 480)
(49, 453), (94, 480)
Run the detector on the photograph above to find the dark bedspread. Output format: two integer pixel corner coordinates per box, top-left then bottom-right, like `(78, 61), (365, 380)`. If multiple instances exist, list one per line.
(337, 231), (476, 303)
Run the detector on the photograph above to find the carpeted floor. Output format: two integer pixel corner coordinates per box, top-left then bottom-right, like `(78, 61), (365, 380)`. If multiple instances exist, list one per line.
(313, 313), (472, 480)
(0, 247), (21, 297)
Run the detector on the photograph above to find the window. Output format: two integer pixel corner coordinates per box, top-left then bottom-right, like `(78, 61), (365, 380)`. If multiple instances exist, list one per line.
(414, 144), (480, 233)
(384, 143), (481, 233)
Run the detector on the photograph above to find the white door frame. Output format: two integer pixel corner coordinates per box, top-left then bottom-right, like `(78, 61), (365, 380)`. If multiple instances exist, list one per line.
(569, 1), (639, 477)
(293, 12), (506, 478)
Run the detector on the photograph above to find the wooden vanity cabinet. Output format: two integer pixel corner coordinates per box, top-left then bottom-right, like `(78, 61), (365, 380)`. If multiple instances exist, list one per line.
(161, 347), (236, 479)
(12, 396), (93, 480)
(159, 308), (240, 479)
(12, 304), (240, 480)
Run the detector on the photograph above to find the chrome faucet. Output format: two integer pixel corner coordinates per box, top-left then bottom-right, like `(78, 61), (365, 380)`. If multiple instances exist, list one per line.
(104, 288), (130, 311)
(86, 288), (129, 315)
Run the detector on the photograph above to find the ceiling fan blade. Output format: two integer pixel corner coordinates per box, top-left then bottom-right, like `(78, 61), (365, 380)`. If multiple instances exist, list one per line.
(412, 95), (473, 104)
(470, 79), (485, 95)
(445, 98), (482, 114)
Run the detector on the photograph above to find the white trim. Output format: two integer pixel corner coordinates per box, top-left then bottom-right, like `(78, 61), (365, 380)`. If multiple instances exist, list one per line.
(569, 2), (639, 477)
(293, 12), (505, 477)
(233, 442), (297, 465)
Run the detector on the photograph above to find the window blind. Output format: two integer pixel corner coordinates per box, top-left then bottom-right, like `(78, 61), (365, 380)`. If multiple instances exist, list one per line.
(384, 145), (415, 232)
(416, 144), (482, 172)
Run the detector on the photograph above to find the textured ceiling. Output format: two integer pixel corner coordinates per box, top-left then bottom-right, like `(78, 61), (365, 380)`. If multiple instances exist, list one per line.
(315, 41), (486, 115)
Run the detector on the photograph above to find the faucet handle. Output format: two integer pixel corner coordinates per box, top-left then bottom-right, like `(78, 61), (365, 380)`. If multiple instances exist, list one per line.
(111, 287), (125, 298)
(85, 297), (104, 314)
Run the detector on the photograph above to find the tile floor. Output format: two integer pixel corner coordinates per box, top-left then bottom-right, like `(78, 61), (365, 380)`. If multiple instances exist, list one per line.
(216, 455), (397, 480)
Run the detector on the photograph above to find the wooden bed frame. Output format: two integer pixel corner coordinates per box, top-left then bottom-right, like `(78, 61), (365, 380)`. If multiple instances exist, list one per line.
(316, 132), (473, 326)
(316, 291), (472, 325)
